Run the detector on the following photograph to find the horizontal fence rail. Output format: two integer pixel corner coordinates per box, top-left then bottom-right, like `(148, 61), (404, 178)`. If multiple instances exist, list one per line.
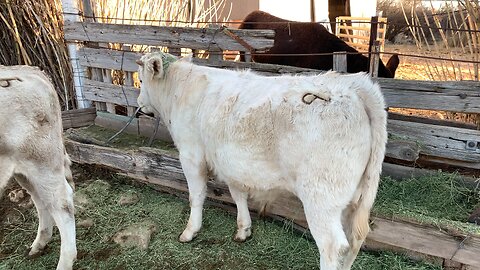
(64, 21), (275, 52)
(76, 47), (480, 114)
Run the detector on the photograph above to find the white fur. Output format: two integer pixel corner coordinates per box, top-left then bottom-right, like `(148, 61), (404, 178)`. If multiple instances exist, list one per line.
(0, 66), (76, 270)
(137, 52), (387, 270)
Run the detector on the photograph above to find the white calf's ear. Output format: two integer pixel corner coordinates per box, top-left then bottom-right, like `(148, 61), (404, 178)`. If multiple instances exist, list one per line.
(135, 59), (144, 66)
(146, 55), (164, 80)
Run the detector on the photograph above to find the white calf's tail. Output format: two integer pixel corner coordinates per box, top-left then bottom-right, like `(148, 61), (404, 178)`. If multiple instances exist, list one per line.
(64, 152), (75, 191)
(350, 77), (388, 241)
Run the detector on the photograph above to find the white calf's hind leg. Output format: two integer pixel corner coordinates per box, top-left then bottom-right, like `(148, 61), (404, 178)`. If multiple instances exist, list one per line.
(228, 185), (252, 242)
(48, 177), (77, 270)
(13, 173), (55, 257)
(0, 159), (14, 200)
(178, 153), (208, 242)
(28, 193), (55, 257)
(299, 189), (349, 270)
(24, 171), (76, 270)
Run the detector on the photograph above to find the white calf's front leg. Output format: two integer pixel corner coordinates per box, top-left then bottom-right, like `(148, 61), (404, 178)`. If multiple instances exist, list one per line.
(228, 185), (252, 242)
(179, 153), (208, 243)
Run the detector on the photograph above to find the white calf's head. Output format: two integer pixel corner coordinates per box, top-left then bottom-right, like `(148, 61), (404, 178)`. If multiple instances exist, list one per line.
(136, 52), (177, 115)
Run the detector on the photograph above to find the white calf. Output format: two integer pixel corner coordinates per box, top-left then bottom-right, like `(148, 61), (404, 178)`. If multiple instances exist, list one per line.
(0, 66), (76, 270)
(136, 52), (387, 270)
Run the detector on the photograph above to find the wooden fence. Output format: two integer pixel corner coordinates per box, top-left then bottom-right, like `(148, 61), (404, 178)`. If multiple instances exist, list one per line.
(63, 14), (480, 269)
(64, 19), (480, 172)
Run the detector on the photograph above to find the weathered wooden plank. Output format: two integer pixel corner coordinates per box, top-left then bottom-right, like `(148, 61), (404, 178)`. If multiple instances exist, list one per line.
(77, 47), (480, 113)
(64, 21), (275, 52)
(377, 78), (480, 113)
(64, 138), (480, 267)
(368, 217), (480, 267)
(78, 48), (141, 72)
(388, 119), (480, 163)
(83, 79), (139, 107)
(61, 108), (96, 129)
(388, 112), (478, 130)
(385, 140), (420, 162)
(95, 112), (172, 142)
(332, 52), (347, 72)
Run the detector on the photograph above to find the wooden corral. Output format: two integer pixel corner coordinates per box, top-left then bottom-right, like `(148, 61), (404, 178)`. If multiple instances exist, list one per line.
(62, 7), (480, 269)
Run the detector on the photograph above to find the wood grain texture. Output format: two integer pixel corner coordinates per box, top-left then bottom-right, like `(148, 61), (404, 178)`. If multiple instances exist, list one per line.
(64, 138), (480, 267)
(61, 108), (96, 129)
(83, 79), (139, 107)
(64, 21), (274, 51)
(388, 119), (480, 163)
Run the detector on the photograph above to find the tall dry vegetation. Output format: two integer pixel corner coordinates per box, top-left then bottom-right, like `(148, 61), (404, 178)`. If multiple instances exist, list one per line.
(0, 0), (75, 109)
(404, 0), (479, 82)
(380, 0), (479, 81)
(88, 0), (230, 27)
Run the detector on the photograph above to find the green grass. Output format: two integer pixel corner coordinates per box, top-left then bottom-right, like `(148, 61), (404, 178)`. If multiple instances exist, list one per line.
(0, 167), (442, 270)
(374, 174), (480, 235)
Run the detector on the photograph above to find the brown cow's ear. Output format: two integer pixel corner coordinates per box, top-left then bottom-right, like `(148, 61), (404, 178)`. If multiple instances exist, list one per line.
(385, 54), (400, 77)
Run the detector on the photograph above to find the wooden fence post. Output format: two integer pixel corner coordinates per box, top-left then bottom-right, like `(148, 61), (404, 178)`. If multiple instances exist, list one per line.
(207, 25), (224, 64)
(369, 41), (381, 78)
(62, 0), (90, 109)
(82, 0), (106, 112)
(333, 51), (347, 72)
(122, 45), (137, 117)
(367, 16), (379, 70)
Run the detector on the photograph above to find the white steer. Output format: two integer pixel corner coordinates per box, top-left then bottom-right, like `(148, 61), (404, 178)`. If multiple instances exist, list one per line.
(136, 52), (387, 270)
(0, 66), (76, 270)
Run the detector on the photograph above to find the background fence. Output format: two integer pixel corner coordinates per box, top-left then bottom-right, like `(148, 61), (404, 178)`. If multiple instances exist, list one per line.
(63, 15), (480, 174)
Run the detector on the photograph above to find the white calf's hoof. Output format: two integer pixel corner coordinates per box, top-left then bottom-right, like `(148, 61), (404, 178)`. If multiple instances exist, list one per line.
(25, 246), (47, 259)
(179, 230), (197, 243)
(233, 227), (252, 242)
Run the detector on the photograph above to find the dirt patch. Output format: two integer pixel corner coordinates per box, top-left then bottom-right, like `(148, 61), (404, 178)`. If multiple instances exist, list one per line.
(92, 246), (121, 261)
(112, 220), (157, 250)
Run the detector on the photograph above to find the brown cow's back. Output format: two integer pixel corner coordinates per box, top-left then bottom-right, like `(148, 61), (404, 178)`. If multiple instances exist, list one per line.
(239, 11), (398, 78)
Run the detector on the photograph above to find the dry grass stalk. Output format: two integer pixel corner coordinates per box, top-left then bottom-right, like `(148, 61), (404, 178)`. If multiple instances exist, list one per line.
(0, 0), (75, 110)
(402, 0), (480, 82)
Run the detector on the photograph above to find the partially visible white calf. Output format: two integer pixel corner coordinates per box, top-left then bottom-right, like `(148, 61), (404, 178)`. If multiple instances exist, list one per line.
(0, 66), (76, 270)
(136, 52), (387, 270)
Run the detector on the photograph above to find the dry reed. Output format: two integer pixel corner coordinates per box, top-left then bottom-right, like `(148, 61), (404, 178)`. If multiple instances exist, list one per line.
(0, 0), (75, 109)
(402, 0), (480, 81)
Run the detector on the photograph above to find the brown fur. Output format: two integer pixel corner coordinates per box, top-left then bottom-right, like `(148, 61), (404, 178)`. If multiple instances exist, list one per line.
(239, 11), (399, 78)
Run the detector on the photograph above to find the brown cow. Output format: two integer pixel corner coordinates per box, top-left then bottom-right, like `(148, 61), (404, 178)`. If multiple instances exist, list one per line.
(239, 10), (399, 78)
